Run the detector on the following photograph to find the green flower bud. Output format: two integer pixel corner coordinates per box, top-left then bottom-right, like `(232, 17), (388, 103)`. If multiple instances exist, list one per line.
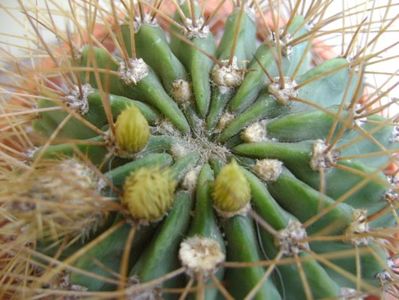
(212, 160), (251, 216)
(115, 105), (150, 153)
(122, 167), (176, 222)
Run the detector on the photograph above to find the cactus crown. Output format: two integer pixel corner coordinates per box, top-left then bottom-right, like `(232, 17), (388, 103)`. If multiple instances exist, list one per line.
(1, 0), (398, 299)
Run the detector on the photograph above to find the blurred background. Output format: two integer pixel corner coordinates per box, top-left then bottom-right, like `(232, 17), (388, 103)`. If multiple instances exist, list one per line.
(0, 0), (398, 114)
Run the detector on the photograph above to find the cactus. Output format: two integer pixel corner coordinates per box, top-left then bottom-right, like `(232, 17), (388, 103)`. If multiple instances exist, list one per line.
(1, 0), (398, 299)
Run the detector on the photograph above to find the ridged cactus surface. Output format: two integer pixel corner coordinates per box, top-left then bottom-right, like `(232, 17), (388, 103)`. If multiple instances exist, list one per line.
(1, 0), (398, 299)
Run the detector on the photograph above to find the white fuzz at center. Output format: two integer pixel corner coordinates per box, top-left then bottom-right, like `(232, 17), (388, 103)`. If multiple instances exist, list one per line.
(270, 30), (293, 57)
(310, 139), (339, 171)
(179, 236), (225, 276)
(346, 209), (370, 246)
(277, 220), (309, 255)
(268, 77), (297, 105)
(385, 189), (399, 204)
(241, 120), (268, 143)
(133, 14), (158, 32)
(253, 159), (283, 182)
(172, 79), (192, 104)
(64, 83), (92, 115)
(216, 112), (235, 131)
(390, 126), (399, 143)
(170, 143), (189, 159)
(375, 269), (398, 296)
(184, 17), (209, 39)
(119, 58), (149, 85)
(182, 166), (201, 192)
(211, 57), (245, 88)
(58, 272), (88, 293)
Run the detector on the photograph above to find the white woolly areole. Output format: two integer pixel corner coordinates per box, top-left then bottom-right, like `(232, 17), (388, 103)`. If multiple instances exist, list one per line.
(133, 14), (158, 33)
(270, 30), (293, 57)
(354, 103), (367, 126)
(376, 270), (394, 283)
(277, 220), (309, 255)
(310, 139), (339, 171)
(216, 112), (235, 132)
(184, 17), (209, 39)
(119, 58), (149, 85)
(339, 287), (366, 300)
(64, 83), (92, 115)
(388, 171), (399, 186)
(96, 178), (107, 193)
(24, 146), (38, 161)
(179, 236), (225, 276)
(154, 119), (230, 163)
(387, 255), (399, 270)
(241, 120), (268, 143)
(346, 209), (370, 246)
(384, 189), (398, 203)
(390, 126), (399, 143)
(211, 57), (245, 88)
(182, 165), (201, 191)
(156, 120), (180, 136)
(385, 255), (399, 292)
(253, 159), (283, 182)
(376, 269), (398, 295)
(171, 143), (189, 159)
(58, 272), (88, 293)
(172, 79), (192, 104)
(268, 77), (298, 105)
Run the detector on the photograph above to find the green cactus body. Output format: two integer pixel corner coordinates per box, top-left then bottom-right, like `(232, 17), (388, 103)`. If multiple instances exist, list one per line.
(1, 1), (399, 300)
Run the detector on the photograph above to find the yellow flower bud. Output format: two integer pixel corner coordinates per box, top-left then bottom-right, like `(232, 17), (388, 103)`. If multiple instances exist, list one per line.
(122, 167), (176, 222)
(212, 160), (251, 216)
(115, 105), (150, 153)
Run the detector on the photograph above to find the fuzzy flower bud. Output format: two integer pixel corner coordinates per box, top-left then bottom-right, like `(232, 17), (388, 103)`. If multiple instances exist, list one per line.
(212, 160), (251, 217)
(5, 159), (108, 241)
(115, 106), (150, 154)
(122, 167), (176, 222)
